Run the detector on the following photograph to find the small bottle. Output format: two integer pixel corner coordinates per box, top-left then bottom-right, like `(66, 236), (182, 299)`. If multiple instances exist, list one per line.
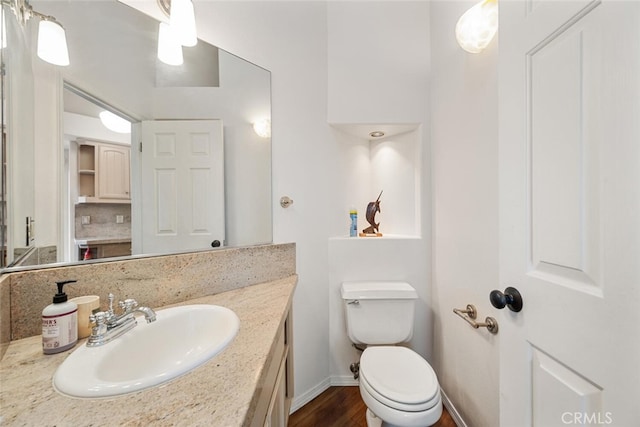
(42, 280), (78, 354)
(349, 208), (358, 237)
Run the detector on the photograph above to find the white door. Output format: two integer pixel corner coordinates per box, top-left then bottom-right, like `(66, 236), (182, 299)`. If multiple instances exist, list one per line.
(499, 1), (640, 426)
(139, 120), (225, 254)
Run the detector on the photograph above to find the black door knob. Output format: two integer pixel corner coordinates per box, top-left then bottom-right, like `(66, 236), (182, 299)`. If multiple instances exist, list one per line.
(490, 287), (523, 312)
(211, 240), (221, 248)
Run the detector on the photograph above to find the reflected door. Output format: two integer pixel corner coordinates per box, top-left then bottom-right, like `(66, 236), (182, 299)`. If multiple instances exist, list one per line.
(499, 1), (640, 425)
(139, 120), (225, 254)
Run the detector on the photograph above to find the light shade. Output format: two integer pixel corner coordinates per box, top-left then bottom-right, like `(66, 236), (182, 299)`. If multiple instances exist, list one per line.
(37, 19), (69, 66)
(455, 0), (498, 54)
(1, 8), (6, 49)
(157, 22), (183, 66)
(253, 119), (271, 138)
(99, 111), (131, 134)
(170, 0), (197, 47)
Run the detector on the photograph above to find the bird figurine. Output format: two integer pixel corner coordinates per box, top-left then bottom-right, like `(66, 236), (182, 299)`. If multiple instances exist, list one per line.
(361, 190), (383, 236)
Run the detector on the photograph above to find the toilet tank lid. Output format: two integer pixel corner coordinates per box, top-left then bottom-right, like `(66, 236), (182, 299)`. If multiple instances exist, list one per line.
(341, 281), (417, 300)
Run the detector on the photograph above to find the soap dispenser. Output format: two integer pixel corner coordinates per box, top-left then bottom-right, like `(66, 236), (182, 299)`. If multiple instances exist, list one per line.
(42, 280), (78, 354)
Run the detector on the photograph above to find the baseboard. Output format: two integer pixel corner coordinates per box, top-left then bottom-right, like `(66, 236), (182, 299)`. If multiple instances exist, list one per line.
(330, 375), (359, 387)
(290, 377), (331, 413)
(440, 388), (467, 427)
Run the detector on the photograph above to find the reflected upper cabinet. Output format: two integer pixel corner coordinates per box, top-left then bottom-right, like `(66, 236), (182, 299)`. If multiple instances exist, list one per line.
(77, 139), (131, 204)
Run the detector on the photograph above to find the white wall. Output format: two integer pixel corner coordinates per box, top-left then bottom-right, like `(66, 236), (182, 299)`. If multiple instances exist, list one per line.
(430, 2), (499, 426)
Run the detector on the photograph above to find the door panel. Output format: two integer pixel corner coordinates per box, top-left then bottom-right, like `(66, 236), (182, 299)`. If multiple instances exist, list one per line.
(140, 120), (225, 254)
(499, 1), (640, 425)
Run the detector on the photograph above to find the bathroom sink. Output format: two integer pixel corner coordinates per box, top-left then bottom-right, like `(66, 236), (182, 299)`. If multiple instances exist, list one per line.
(53, 304), (240, 398)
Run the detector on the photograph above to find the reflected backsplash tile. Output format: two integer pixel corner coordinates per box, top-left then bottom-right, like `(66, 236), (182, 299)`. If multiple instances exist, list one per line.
(75, 204), (131, 239)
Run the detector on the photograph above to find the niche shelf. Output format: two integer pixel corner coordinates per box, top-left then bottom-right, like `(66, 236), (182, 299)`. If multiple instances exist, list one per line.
(329, 123), (422, 239)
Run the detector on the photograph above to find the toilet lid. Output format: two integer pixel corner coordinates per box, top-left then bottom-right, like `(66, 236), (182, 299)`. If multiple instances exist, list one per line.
(360, 346), (439, 408)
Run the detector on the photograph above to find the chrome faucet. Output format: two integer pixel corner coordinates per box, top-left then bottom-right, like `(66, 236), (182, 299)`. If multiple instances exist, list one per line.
(87, 293), (156, 347)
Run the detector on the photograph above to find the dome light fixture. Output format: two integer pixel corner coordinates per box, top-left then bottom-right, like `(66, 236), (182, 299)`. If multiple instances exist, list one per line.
(99, 111), (132, 134)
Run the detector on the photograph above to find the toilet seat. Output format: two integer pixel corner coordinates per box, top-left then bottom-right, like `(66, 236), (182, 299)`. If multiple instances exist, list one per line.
(359, 346), (440, 412)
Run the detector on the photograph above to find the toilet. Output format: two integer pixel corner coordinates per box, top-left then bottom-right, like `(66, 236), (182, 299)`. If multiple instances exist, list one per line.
(341, 281), (443, 427)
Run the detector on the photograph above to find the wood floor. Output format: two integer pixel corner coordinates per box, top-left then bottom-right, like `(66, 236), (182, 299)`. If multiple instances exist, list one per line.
(288, 386), (457, 427)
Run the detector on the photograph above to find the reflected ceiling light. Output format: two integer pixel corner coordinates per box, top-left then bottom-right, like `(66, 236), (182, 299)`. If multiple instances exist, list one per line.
(2, 0), (70, 65)
(157, 21), (183, 66)
(455, 0), (498, 54)
(99, 111), (132, 134)
(253, 119), (271, 138)
(1, 8), (6, 49)
(169, 0), (197, 47)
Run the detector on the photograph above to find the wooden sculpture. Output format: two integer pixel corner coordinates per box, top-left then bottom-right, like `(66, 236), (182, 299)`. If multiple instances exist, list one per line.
(360, 191), (383, 237)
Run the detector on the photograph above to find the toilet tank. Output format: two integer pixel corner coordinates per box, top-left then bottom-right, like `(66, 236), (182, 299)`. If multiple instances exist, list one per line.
(341, 281), (418, 345)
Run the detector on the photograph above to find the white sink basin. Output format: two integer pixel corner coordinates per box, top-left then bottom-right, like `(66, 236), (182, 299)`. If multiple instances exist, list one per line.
(53, 304), (240, 398)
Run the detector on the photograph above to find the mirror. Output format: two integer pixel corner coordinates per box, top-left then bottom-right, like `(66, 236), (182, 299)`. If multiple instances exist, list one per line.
(0, 0), (272, 270)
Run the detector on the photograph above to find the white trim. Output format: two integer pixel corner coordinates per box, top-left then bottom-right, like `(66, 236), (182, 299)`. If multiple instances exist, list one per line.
(290, 377), (331, 414)
(440, 388), (467, 427)
(330, 375), (359, 387)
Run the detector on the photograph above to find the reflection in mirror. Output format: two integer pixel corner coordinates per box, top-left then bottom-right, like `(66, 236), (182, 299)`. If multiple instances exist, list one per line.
(0, 1), (272, 270)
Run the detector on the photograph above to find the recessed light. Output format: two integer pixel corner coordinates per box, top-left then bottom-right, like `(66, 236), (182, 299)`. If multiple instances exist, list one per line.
(369, 131), (385, 138)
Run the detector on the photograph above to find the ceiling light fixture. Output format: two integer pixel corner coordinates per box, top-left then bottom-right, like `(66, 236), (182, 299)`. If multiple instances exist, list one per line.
(369, 131), (385, 138)
(99, 111), (132, 134)
(455, 0), (498, 54)
(3, 0), (70, 65)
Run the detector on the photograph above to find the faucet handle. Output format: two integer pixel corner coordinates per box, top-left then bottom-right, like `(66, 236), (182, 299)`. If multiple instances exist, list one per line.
(119, 298), (138, 312)
(90, 311), (107, 326)
(108, 293), (115, 314)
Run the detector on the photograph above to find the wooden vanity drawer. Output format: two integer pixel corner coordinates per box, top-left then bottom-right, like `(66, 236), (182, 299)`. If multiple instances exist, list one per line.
(251, 310), (292, 427)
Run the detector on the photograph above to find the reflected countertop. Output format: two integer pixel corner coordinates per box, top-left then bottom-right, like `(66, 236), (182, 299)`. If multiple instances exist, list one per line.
(0, 275), (297, 426)
(75, 237), (132, 246)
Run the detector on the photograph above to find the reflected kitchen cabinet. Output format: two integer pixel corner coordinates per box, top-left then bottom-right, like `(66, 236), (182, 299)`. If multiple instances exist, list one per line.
(77, 139), (131, 204)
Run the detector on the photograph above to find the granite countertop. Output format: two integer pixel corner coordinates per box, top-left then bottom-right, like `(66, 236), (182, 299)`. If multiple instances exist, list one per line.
(0, 276), (297, 426)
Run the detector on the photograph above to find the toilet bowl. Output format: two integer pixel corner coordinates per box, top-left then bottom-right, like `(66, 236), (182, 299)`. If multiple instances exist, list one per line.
(358, 346), (442, 427)
(341, 281), (443, 427)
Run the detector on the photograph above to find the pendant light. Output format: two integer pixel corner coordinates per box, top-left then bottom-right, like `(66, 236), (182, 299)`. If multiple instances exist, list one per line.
(169, 0), (197, 47)
(5, 1), (70, 65)
(37, 18), (69, 66)
(156, 0), (198, 65)
(157, 21), (183, 66)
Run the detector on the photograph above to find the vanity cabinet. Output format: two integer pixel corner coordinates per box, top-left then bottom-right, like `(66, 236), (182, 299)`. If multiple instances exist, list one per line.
(77, 140), (130, 203)
(253, 309), (294, 427)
